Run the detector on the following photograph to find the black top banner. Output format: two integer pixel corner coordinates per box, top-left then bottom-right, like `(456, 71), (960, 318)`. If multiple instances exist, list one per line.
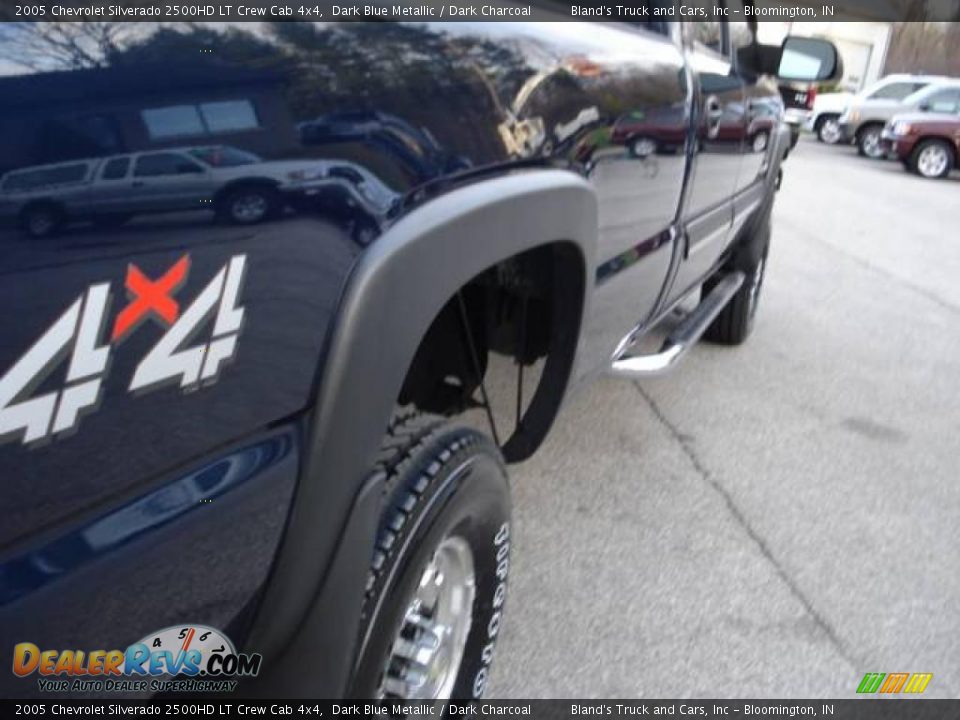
(1, 0), (959, 22)
(2, 700), (960, 718)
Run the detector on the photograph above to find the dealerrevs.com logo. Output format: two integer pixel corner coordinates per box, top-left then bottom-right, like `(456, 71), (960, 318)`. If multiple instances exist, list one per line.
(12, 624), (261, 694)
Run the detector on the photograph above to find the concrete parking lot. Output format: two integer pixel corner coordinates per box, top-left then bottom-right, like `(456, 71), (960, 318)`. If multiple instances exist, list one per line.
(489, 136), (960, 698)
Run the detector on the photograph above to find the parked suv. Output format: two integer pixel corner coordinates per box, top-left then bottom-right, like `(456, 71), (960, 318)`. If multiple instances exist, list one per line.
(0, 145), (388, 238)
(837, 77), (958, 158)
(808, 74), (946, 146)
(882, 91), (960, 178)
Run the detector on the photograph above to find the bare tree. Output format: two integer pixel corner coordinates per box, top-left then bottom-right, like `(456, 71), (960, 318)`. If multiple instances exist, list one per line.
(0, 22), (137, 72)
(884, 21), (960, 75)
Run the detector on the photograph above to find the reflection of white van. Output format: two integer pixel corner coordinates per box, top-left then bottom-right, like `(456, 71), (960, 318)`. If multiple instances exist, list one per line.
(808, 74), (951, 146)
(0, 146), (336, 238)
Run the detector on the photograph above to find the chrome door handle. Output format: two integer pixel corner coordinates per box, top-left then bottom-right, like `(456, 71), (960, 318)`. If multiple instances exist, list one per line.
(705, 95), (723, 138)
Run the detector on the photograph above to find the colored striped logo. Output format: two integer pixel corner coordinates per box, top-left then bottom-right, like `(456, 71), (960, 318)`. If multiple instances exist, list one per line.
(857, 672), (932, 694)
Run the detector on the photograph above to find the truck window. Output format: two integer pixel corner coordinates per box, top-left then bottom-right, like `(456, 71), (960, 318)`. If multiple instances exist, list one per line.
(924, 88), (960, 114)
(868, 82), (927, 101)
(1, 163), (89, 192)
(188, 146), (261, 167)
(101, 157), (130, 180)
(134, 153), (204, 177)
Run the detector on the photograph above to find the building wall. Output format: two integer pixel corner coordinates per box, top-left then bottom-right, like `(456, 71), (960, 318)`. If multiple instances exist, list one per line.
(0, 83), (300, 175)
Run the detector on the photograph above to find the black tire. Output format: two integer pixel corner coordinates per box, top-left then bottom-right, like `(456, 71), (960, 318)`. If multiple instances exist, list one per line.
(856, 124), (884, 159)
(815, 114), (842, 145)
(350, 411), (511, 702)
(351, 216), (380, 247)
(219, 185), (280, 225)
(19, 202), (64, 238)
(788, 126), (800, 150)
(908, 138), (954, 179)
(703, 211), (771, 346)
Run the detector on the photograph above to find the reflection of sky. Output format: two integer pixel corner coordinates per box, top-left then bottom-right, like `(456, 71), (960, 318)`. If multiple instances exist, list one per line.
(0, 58), (24, 77)
(440, 21), (676, 68)
(0, 22), (266, 77)
(0, 20), (670, 79)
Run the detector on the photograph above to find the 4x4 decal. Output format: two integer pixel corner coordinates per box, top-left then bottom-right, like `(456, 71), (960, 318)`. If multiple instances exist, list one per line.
(0, 254), (247, 448)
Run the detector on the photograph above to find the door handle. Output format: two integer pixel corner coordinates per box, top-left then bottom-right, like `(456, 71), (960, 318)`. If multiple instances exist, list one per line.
(705, 95), (723, 138)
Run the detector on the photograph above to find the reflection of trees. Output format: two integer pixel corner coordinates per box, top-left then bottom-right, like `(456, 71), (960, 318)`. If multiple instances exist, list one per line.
(884, 21), (960, 76)
(109, 22), (538, 165)
(0, 22), (134, 70)
(266, 22), (535, 163)
(6, 21), (691, 172)
(112, 24), (284, 70)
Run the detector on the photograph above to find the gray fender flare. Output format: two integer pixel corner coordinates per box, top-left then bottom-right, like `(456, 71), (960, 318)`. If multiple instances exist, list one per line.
(243, 169), (597, 695)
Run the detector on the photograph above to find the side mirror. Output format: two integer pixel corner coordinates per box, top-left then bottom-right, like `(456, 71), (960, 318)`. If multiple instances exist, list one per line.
(918, 102), (932, 112)
(777, 36), (842, 83)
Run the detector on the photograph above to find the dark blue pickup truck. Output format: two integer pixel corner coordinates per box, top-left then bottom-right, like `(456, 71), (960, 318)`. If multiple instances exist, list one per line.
(0, 11), (838, 700)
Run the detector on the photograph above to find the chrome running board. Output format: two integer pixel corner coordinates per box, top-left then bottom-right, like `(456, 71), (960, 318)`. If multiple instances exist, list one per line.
(610, 271), (745, 378)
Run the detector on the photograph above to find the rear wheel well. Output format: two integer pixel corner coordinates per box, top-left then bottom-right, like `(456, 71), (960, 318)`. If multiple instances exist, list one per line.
(856, 121), (884, 138)
(397, 241), (585, 462)
(214, 179), (281, 204)
(814, 112), (838, 129)
(20, 198), (64, 218)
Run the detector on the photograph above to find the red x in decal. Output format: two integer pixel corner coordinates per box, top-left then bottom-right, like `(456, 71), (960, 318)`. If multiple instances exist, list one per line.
(112, 255), (190, 342)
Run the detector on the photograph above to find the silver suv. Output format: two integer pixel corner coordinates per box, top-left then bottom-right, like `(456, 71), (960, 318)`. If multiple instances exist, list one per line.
(837, 77), (959, 159)
(0, 146), (391, 238)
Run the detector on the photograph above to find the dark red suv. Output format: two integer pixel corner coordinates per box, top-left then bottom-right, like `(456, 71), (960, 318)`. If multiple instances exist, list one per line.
(882, 110), (960, 179)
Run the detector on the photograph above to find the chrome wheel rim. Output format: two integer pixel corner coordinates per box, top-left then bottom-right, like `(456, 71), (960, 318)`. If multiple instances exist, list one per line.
(231, 194), (268, 222)
(917, 145), (948, 178)
(379, 535), (476, 700)
(632, 137), (656, 157)
(861, 130), (883, 159)
(748, 256), (765, 318)
(820, 119), (841, 144)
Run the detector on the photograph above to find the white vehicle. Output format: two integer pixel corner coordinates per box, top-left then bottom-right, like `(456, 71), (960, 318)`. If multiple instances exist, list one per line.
(0, 146), (390, 238)
(808, 74), (950, 146)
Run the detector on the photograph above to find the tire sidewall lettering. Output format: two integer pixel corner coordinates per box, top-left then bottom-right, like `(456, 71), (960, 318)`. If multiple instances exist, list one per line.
(472, 521), (510, 699)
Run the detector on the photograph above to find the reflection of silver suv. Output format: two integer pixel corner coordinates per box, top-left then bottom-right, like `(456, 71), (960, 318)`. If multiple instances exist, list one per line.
(0, 146), (341, 237)
(837, 77), (958, 159)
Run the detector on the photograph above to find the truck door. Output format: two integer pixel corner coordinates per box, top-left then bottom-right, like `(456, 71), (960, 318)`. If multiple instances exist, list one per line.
(84, 155), (133, 216)
(128, 151), (211, 213)
(729, 14), (782, 237)
(666, 18), (746, 305)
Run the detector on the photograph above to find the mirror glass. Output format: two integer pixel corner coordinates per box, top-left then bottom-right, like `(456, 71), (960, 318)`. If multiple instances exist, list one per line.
(778, 37), (838, 82)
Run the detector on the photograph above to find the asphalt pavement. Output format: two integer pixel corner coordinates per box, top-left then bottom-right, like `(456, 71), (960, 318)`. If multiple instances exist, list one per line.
(488, 136), (960, 698)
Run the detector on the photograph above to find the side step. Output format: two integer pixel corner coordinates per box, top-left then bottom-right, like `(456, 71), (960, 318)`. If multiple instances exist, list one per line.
(610, 271), (745, 378)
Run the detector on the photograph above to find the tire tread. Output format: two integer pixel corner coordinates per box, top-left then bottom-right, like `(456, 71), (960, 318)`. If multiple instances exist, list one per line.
(363, 411), (497, 606)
